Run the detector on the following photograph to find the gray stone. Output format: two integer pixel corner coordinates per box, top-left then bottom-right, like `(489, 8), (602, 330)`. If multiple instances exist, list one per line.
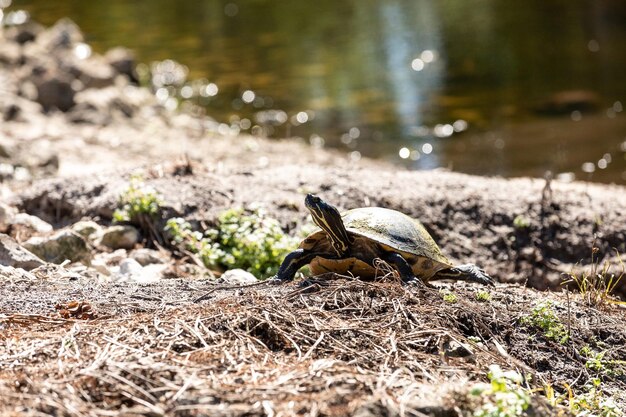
(68, 85), (139, 125)
(71, 220), (102, 239)
(90, 258), (111, 276)
(0, 41), (21, 66)
(98, 225), (140, 250)
(23, 230), (91, 265)
(0, 265), (37, 282)
(220, 269), (258, 285)
(0, 139), (16, 159)
(12, 213), (53, 234)
(0, 93), (44, 123)
(66, 102), (112, 125)
(36, 18), (84, 51)
(34, 72), (75, 112)
(0, 203), (17, 227)
(130, 248), (164, 266)
(3, 21), (44, 45)
(0, 233), (45, 271)
(119, 258), (142, 276)
(69, 57), (116, 89)
(113, 259), (165, 283)
(105, 47), (138, 83)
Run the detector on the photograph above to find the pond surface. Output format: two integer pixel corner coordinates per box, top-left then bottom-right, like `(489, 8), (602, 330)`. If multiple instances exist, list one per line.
(8, 0), (626, 184)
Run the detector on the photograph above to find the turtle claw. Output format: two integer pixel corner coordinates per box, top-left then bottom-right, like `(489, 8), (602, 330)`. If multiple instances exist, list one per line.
(298, 277), (329, 289)
(267, 276), (285, 285)
(404, 277), (427, 288)
(433, 264), (495, 287)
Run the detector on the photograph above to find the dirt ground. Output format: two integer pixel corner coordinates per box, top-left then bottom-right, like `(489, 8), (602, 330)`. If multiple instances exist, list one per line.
(2, 272), (626, 416)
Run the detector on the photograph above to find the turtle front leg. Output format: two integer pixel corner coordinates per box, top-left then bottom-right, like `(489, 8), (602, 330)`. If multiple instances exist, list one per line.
(273, 249), (318, 282)
(380, 252), (421, 285)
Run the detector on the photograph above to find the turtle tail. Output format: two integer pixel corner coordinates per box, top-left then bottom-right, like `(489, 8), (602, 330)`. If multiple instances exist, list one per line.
(432, 264), (495, 286)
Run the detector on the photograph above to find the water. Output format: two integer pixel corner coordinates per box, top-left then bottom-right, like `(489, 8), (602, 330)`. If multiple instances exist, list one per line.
(7, 0), (626, 184)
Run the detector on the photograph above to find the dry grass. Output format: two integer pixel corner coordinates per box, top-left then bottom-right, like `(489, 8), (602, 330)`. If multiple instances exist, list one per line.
(1, 277), (623, 416)
(564, 248), (625, 308)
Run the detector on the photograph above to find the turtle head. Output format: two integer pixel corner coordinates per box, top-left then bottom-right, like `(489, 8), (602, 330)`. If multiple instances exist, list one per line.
(305, 194), (352, 256)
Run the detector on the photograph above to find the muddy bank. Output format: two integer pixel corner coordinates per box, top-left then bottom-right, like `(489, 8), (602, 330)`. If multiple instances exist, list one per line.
(18, 164), (626, 296)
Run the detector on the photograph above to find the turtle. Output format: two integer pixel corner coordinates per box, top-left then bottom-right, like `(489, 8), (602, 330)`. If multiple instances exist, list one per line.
(274, 194), (494, 286)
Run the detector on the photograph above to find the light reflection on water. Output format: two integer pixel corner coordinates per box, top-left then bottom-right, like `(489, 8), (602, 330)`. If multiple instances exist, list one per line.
(8, 0), (626, 184)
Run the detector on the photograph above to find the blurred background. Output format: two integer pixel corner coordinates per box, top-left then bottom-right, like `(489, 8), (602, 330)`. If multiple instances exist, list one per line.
(7, 0), (626, 184)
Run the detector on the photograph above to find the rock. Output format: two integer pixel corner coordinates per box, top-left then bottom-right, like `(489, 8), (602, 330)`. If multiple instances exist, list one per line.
(98, 225), (140, 250)
(0, 233), (45, 270)
(34, 71), (75, 112)
(118, 258), (143, 276)
(68, 86), (137, 125)
(0, 41), (21, 66)
(66, 102), (112, 125)
(0, 93), (44, 123)
(0, 185), (16, 205)
(105, 47), (138, 83)
(141, 264), (167, 282)
(23, 230), (91, 265)
(99, 249), (128, 265)
(0, 265), (37, 282)
(36, 18), (84, 51)
(220, 269), (258, 285)
(0, 164), (32, 182)
(130, 248), (164, 266)
(0, 203), (17, 228)
(2, 103), (21, 122)
(12, 213), (53, 234)
(3, 20), (44, 45)
(90, 258), (110, 275)
(113, 258), (164, 283)
(68, 57), (116, 89)
(71, 220), (102, 239)
(0, 138), (16, 159)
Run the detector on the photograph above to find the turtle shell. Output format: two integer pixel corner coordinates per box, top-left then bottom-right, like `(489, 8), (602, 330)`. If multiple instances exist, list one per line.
(342, 207), (450, 262)
(301, 207), (452, 279)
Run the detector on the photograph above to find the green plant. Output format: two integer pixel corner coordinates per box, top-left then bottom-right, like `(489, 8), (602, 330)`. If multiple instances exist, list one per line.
(580, 346), (626, 377)
(520, 301), (569, 344)
(564, 246), (624, 308)
(566, 378), (623, 417)
(475, 290), (491, 302)
(440, 290), (458, 304)
(543, 378), (624, 417)
(113, 175), (163, 223)
(165, 207), (298, 278)
(513, 215), (530, 229)
(165, 217), (202, 250)
(581, 346), (609, 374)
(471, 365), (531, 417)
(113, 175), (164, 245)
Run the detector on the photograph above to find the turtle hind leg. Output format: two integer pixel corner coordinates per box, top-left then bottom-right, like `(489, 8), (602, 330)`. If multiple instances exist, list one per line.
(274, 249), (318, 282)
(381, 252), (421, 285)
(433, 264), (495, 287)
